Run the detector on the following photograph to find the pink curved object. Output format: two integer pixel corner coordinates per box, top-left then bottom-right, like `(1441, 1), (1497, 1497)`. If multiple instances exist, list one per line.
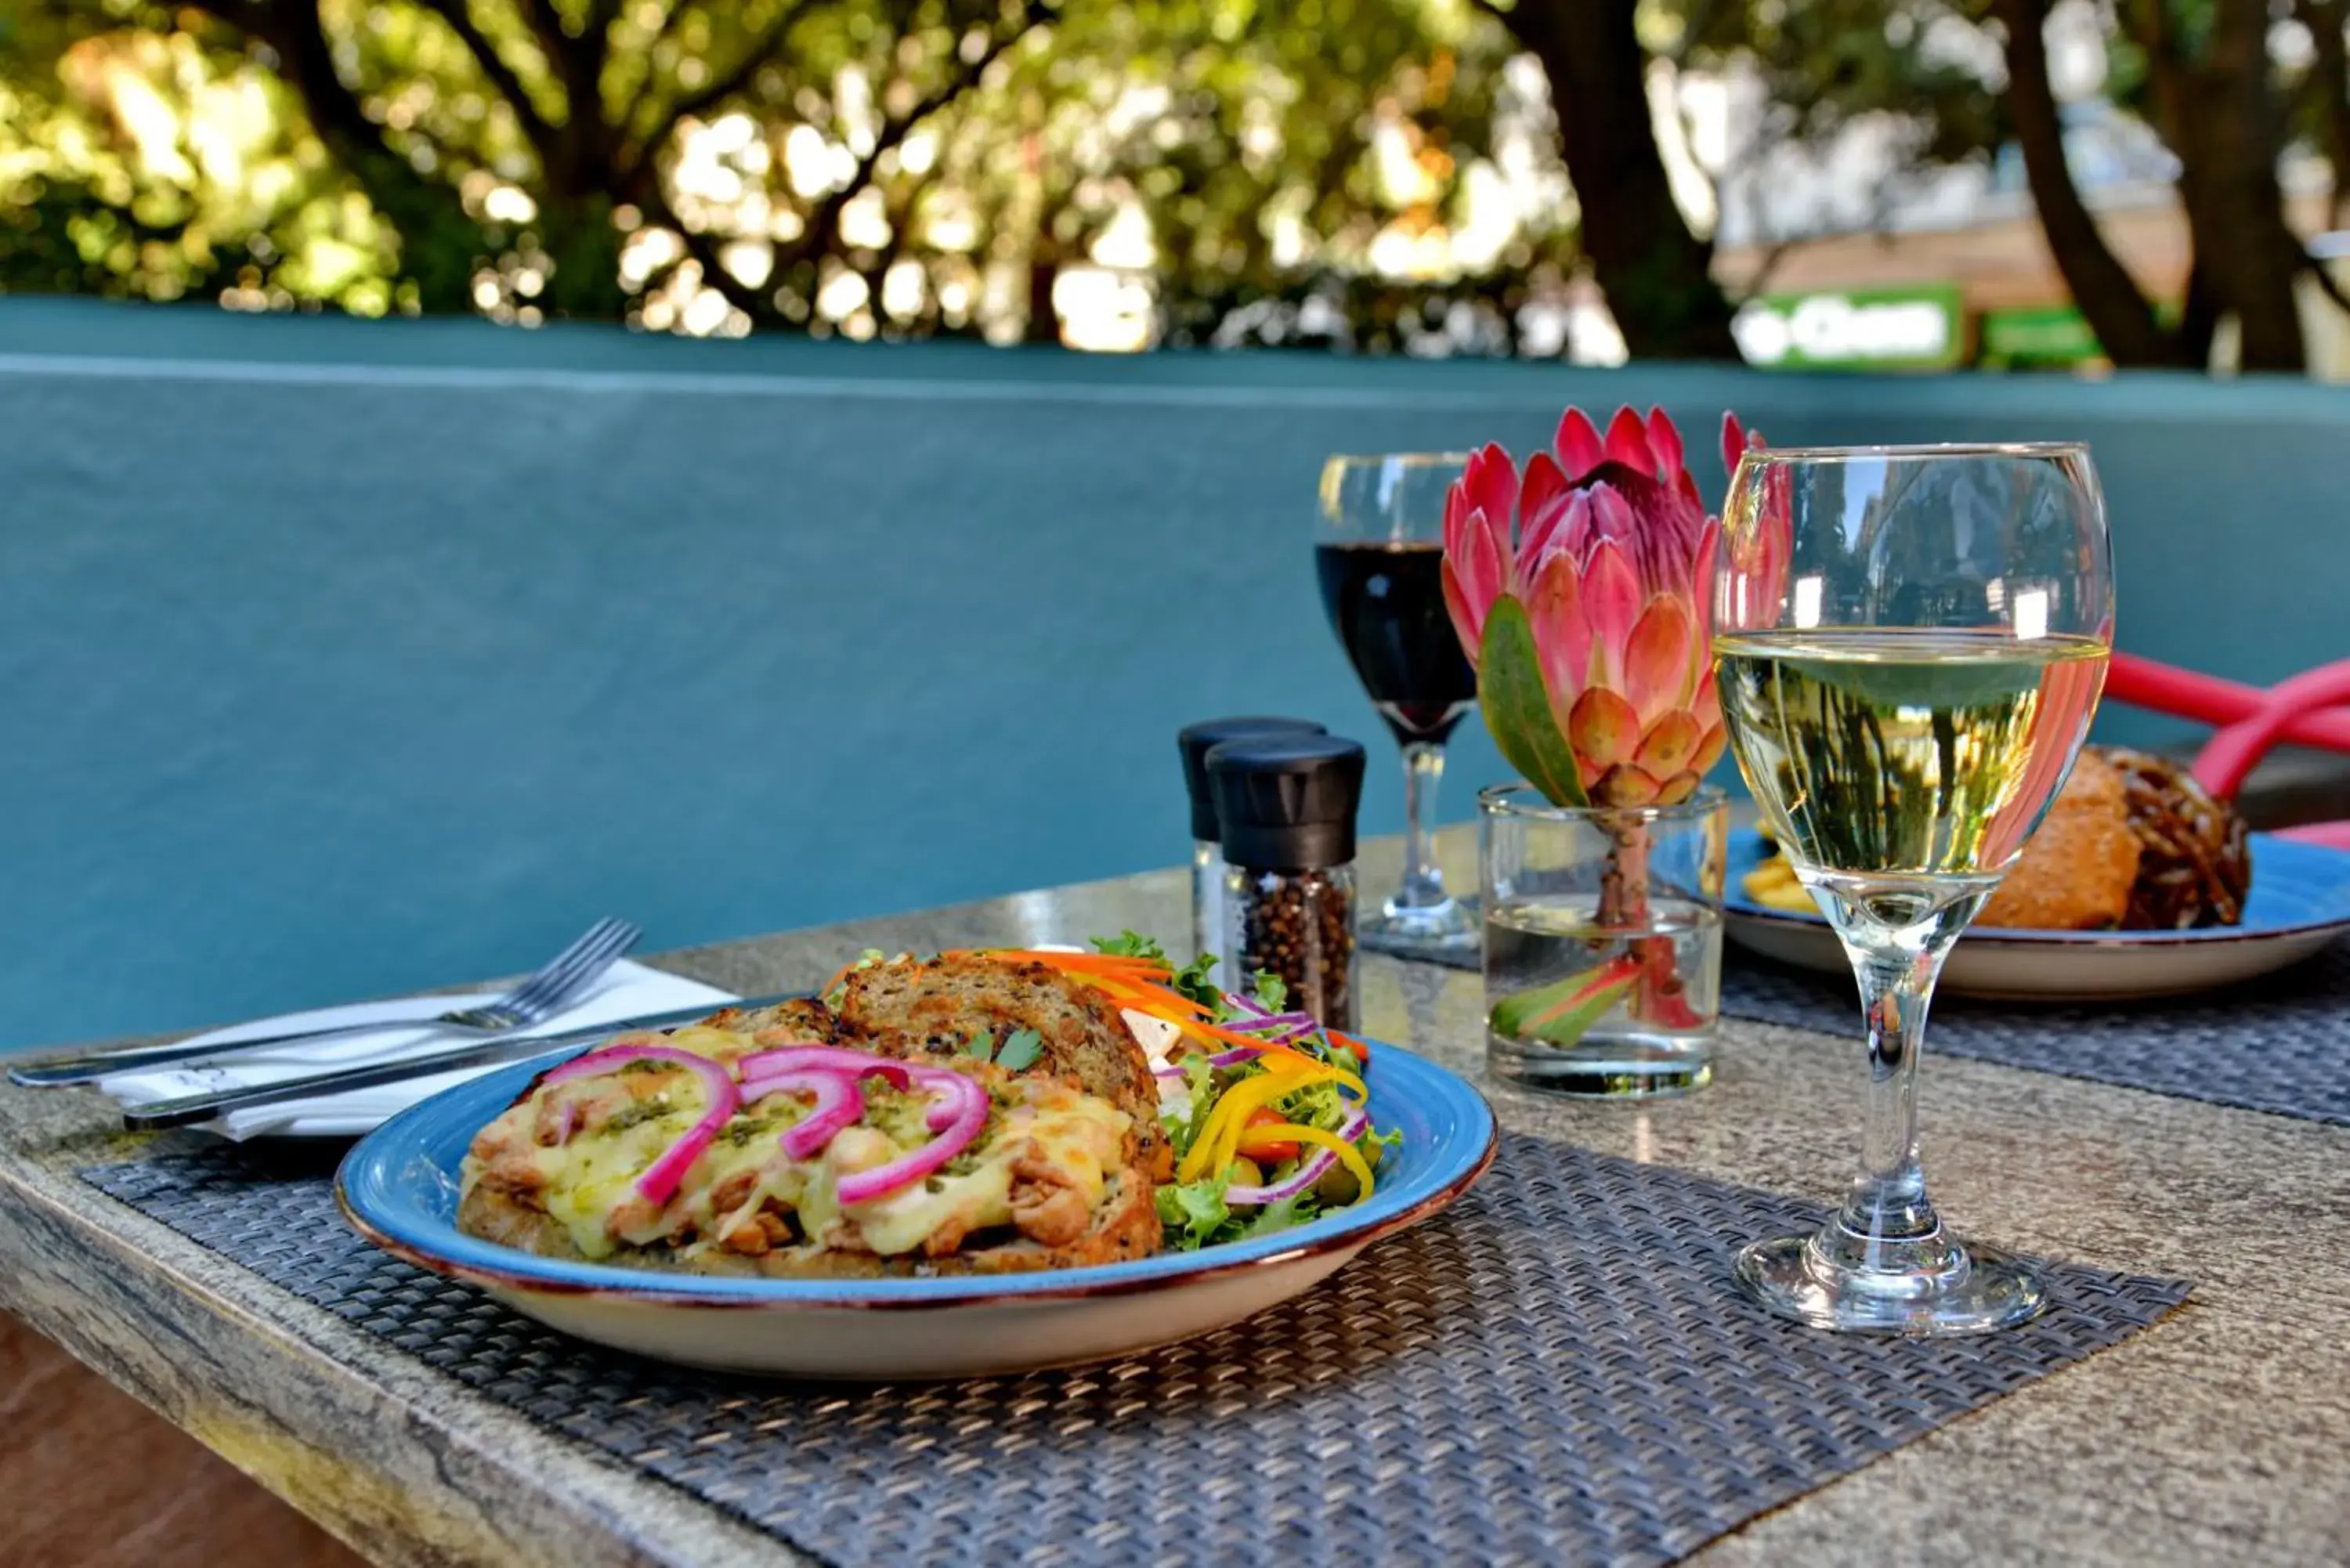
(2277, 821), (2350, 851)
(2192, 659), (2350, 802)
(2106, 652), (2350, 751)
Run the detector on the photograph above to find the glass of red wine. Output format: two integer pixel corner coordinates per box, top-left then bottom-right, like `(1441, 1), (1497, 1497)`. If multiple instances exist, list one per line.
(1315, 453), (1480, 958)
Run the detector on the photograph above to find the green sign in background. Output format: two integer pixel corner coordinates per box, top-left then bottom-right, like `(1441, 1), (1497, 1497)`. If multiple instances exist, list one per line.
(1982, 305), (2103, 364)
(1732, 284), (1967, 371)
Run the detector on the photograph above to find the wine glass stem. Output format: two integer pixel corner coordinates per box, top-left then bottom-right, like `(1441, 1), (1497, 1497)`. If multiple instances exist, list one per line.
(1811, 878), (1990, 1279)
(1840, 948), (1940, 1252)
(1396, 740), (1448, 910)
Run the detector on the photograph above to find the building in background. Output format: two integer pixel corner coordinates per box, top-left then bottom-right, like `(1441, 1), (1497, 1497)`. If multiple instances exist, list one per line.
(1670, 15), (2350, 379)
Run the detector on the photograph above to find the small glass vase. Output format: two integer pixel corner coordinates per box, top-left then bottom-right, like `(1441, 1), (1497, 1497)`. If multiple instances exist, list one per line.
(1479, 783), (1729, 1097)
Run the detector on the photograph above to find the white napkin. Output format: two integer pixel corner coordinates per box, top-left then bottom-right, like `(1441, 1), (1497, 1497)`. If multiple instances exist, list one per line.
(100, 959), (738, 1140)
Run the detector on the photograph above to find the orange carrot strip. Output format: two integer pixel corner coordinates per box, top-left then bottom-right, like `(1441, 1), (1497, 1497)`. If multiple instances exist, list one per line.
(977, 951), (1172, 977)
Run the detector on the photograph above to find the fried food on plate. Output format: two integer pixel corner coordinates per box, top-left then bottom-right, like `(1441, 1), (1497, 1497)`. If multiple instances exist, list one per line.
(1741, 745), (2254, 931)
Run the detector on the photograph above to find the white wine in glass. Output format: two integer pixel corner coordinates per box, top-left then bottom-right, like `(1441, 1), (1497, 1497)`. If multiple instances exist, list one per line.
(1713, 445), (2114, 1335)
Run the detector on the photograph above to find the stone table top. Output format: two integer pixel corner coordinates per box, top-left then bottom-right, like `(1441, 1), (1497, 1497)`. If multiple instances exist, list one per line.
(3, 834), (2348, 1567)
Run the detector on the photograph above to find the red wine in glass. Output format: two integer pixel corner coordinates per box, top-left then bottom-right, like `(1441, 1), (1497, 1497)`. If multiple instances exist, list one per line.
(1315, 453), (1480, 956)
(1314, 540), (1477, 745)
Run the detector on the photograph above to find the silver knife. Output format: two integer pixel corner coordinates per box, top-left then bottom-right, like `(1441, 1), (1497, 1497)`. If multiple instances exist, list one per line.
(114, 991), (810, 1133)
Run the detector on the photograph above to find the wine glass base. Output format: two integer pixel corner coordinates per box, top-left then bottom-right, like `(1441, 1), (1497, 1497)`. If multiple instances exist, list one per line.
(1733, 1232), (2048, 1336)
(1359, 897), (1480, 959)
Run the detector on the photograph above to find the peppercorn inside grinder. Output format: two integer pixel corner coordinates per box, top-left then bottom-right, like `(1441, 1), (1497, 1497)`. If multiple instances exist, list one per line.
(1179, 717), (1331, 966)
(1204, 733), (1366, 1031)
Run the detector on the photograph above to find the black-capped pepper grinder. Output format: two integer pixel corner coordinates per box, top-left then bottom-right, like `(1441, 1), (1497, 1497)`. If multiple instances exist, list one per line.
(1205, 733), (1366, 1031)
(1178, 717), (1329, 966)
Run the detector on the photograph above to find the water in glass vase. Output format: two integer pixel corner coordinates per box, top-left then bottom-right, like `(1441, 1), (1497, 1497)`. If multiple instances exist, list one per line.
(1484, 894), (1723, 1096)
(1713, 627), (2109, 891)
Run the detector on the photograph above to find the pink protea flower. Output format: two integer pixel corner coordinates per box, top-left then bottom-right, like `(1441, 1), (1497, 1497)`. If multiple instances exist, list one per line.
(1442, 405), (1759, 808)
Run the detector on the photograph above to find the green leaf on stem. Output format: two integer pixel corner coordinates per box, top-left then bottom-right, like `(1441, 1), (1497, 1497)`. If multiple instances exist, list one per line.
(1478, 594), (1589, 809)
(1490, 953), (1640, 1046)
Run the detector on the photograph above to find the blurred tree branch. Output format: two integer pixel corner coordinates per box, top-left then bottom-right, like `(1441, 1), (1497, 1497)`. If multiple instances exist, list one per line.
(1995, 0), (2179, 365)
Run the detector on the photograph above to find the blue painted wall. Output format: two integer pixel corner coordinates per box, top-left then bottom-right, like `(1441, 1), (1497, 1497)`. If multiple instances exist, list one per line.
(3, 298), (2345, 1048)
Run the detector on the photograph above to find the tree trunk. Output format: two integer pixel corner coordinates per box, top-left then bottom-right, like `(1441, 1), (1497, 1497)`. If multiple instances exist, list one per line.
(1995, 0), (2183, 367)
(534, 193), (628, 319)
(1496, 0), (1738, 359)
(2186, 0), (2305, 371)
(2298, 0), (2350, 225)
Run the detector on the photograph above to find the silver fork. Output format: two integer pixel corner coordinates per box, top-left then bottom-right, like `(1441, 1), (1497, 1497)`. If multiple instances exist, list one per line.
(11, 917), (642, 1087)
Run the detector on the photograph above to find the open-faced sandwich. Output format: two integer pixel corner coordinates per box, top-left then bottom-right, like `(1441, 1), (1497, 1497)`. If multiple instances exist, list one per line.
(457, 937), (1394, 1276)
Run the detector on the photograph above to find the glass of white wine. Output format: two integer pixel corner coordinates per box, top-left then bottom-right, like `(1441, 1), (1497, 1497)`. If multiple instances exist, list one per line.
(1713, 443), (2113, 1334)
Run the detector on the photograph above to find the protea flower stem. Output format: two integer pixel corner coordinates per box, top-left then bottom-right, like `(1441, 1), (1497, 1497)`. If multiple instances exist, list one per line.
(1597, 813), (1704, 1031)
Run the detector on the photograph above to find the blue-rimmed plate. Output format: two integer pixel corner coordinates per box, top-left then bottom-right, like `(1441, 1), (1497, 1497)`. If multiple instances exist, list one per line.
(338, 1039), (1496, 1378)
(1725, 828), (2350, 1001)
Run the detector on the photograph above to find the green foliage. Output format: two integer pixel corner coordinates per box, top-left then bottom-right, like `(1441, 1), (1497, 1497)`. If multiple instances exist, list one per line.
(0, 0), (1574, 344)
(1663, 0), (2005, 175)
(0, 31), (406, 309)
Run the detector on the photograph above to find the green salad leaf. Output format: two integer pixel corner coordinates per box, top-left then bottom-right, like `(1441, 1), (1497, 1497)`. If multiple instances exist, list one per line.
(1162, 1054), (1219, 1158)
(1093, 930), (1221, 1009)
(1092, 930), (1167, 961)
(1276, 1078), (1350, 1133)
(1155, 1177), (1231, 1251)
(1237, 1190), (1319, 1240)
(1252, 971), (1289, 1013)
(1167, 952), (1221, 1010)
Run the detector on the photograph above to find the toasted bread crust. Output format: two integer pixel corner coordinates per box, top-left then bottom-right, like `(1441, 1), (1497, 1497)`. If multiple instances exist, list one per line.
(837, 956), (1172, 1180)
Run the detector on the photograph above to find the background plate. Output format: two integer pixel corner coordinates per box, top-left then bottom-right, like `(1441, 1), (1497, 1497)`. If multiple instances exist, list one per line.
(338, 1037), (1496, 1378)
(1724, 829), (2350, 1001)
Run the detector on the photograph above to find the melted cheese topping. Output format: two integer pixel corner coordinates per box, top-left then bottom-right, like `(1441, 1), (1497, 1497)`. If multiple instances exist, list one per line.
(467, 1033), (1130, 1265)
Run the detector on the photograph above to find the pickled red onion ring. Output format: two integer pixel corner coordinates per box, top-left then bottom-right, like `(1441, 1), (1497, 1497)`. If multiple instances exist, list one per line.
(541, 1045), (740, 1206)
(740, 1068), (865, 1159)
(835, 1069), (989, 1205)
(739, 1044), (913, 1088)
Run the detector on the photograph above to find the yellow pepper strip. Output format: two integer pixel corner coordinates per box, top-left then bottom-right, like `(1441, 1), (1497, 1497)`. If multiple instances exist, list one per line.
(1274, 1051), (1365, 1102)
(1180, 1067), (1327, 1183)
(1180, 1073), (1292, 1184)
(1246, 1122), (1377, 1203)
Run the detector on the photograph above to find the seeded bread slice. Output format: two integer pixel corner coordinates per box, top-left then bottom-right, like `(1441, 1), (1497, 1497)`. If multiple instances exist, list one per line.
(836, 956), (1172, 1180)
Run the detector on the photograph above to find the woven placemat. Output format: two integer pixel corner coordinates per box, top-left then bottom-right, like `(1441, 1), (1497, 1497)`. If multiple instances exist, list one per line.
(1391, 927), (2350, 1129)
(83, 1136), (2186, 1568)
(1718, 941), (2350, 1129)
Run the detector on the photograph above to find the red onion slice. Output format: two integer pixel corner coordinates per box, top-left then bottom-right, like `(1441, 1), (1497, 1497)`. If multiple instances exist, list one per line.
(542, 1044), (742, 1207)
(835, 1069), (990, 1206)
(739, 1044), (913, 1088)
(906, 1065), (982, 1131)
(1224, 1011), (1318, 1035)
(1223, 1108), (1372, 1207)
(1223, 991), (1271, 1018)
(741, 1068), (866, 1159)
